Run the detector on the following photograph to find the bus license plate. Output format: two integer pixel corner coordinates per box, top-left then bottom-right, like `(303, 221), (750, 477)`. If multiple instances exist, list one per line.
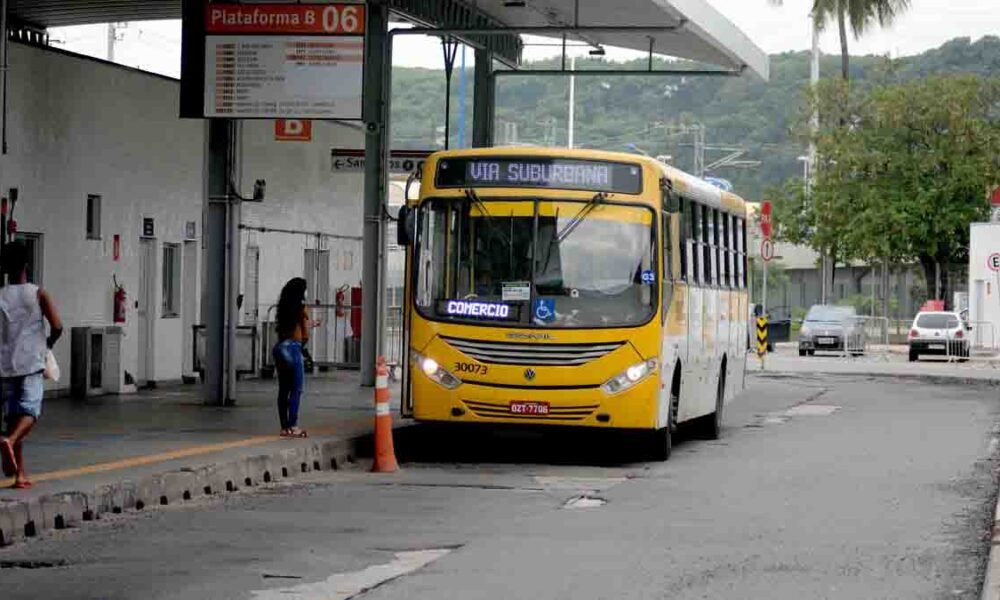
(818, 337), (835, 345)
(510, 401), (550, 415)
(930, 343), (945, 350)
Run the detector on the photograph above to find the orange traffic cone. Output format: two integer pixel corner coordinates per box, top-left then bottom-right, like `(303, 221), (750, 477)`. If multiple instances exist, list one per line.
(371, 356), (399, 473)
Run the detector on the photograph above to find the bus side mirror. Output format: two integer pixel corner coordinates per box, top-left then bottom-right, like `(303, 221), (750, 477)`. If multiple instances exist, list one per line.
(396, 206), (415, 246)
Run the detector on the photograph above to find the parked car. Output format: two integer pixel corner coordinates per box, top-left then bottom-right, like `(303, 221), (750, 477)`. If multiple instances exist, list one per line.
(908, 311), (970, 362)
(798, 305), (865, 356)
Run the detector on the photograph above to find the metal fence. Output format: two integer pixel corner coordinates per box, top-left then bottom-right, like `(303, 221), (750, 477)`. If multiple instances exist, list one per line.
(840, 316), (891, 361)
(259, 303), (404, 376)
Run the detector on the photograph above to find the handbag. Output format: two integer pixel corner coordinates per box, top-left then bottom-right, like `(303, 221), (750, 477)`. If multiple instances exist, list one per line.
(43, 349), (60, 382)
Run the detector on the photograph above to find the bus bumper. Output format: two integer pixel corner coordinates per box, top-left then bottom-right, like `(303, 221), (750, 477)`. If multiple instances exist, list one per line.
(411, 373), (660, 430)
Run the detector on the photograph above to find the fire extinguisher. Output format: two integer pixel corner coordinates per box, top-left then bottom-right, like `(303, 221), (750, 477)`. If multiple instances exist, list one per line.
(335, 285), (348, 318)
(113, 275), (127, 324)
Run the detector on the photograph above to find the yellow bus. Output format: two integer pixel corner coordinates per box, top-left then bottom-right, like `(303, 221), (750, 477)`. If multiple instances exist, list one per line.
(396, 148), (750, 460)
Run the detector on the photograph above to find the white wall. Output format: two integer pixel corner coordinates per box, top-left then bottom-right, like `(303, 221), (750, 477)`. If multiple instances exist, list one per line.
(0, 43), (369, 390)
(0, 43), (205, 389)
(969, 223), (1000, 341)
(238, 120), (366, 317)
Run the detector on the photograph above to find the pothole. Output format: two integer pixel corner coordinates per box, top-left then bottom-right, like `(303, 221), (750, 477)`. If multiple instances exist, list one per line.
(562, 495), (608, 509)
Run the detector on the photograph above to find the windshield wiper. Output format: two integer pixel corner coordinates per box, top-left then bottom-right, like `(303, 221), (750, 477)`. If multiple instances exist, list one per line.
(464, 188), (491, 218)
(555, 192), (606, 244)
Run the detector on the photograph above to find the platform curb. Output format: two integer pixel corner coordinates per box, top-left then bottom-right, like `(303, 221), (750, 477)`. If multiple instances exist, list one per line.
(982, 485), (1000, 600)
(0, 432), (373, 547)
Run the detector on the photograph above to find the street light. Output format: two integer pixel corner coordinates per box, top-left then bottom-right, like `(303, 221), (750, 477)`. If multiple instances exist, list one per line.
(796, 155), (810, 182)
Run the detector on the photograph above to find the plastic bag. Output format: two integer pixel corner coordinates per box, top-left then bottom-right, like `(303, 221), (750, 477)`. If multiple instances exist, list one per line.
(44, 350), (60, 382)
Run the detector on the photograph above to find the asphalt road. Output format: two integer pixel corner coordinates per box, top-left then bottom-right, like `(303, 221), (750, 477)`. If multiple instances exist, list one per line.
(1, 373), (998, 600)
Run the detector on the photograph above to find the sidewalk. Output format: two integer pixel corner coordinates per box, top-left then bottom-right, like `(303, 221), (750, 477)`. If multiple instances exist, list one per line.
(758, 345), (1000, 383)
(0, 372), (398, 546)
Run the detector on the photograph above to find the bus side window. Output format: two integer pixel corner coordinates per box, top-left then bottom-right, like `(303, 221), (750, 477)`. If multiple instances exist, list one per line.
(691, 202), (702, 284)
(722, 213), (731, 289)
(739, 217), (748, 288)
(701, 204), (712, 285)
(661, 213), (673, 323)
(679, 198), (689, 282)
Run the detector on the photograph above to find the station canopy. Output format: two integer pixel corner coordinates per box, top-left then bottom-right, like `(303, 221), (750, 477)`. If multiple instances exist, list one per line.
(7, 0), (767, 79)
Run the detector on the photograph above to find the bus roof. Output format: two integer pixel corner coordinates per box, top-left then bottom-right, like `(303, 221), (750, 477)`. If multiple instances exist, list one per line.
(422, 147), (749, 216)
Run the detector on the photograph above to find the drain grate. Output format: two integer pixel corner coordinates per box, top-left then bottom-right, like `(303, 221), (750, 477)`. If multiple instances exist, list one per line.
(0, 559), (69, 569)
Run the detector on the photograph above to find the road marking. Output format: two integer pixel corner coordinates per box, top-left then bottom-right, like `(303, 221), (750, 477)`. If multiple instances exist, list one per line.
(533, 476), (627, 492)
(0, 417), (373, 488)
(251, 549), (452, 600)
(785, 404), (840, 417)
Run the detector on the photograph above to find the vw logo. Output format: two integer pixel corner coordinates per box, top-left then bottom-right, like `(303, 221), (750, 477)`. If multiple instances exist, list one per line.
(524, 368), (536, 381)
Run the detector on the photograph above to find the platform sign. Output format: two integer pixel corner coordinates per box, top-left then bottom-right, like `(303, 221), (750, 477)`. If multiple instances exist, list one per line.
(275, 119), (312, 141)
(331, 148), (432, 173)
(183, 3), (365, 120)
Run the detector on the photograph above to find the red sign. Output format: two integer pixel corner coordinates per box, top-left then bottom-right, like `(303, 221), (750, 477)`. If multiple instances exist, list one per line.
(205, 3), (366, 35)
(275, 119), (312, 142)
(991, 186), (1000, 207)
(989, 253), (1000, 272)
(760, 200), (772, 239)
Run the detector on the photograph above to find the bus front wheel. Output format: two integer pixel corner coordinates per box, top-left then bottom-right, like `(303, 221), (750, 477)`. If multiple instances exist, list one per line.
(646, 426), (672, 462)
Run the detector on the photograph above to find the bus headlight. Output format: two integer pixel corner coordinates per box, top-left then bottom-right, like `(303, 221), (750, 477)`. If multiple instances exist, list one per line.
(411, 350), (462, 390)
(602, 359), (657, 395)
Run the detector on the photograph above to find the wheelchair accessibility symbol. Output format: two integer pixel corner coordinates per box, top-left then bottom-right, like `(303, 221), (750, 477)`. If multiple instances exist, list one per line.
(533, 298), (556, 323)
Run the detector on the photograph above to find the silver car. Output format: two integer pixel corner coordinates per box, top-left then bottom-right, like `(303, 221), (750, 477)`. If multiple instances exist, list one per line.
(798, 305), (866, 356)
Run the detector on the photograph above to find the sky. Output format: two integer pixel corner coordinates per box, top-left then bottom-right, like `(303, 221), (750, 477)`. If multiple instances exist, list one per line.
(48, 0), (1000, 78)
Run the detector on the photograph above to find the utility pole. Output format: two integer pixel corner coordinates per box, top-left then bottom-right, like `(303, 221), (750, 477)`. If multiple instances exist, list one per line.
(106, 22), (125, 62)
(567, 55), (576, 148)
(807, 13), (828, 304)
(693, 124), (705, 178)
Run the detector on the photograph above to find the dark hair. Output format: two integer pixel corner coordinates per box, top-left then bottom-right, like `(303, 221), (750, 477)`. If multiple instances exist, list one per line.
(276, 278), (308, 338)
(2, 241), (28, 282)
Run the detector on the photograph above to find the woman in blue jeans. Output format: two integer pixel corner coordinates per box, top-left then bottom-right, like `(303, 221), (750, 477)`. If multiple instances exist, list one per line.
(273, 278), (311, 438)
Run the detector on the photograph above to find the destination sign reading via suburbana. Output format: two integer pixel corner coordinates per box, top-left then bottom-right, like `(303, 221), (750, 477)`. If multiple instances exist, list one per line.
(435, 157), (643, 194)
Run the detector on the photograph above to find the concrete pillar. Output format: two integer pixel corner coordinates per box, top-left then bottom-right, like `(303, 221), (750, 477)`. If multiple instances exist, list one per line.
(472, 49), (494, 148)
(360, 2), (389, 386)
(204, 119), (231, 405)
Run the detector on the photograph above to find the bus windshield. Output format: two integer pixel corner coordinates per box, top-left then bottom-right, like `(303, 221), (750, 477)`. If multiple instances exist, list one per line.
(415, 197), (658, 328)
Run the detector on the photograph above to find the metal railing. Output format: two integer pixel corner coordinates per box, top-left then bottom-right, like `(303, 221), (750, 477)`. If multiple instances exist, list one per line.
(192, 325), (258, 378)
(840, 316), (890, 361)
(259, 303), (404, 375)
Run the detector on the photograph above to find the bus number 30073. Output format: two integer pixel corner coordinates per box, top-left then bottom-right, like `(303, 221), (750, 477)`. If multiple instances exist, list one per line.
(454, 362), (488, 376)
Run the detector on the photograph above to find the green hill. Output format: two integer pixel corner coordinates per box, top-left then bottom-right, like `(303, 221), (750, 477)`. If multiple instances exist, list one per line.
(390, 35), (1000, 200)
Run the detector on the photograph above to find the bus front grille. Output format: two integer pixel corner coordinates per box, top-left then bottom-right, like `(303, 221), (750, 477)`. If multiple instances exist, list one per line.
(442, 337), (624, 366)
(462, 400), (599, 421)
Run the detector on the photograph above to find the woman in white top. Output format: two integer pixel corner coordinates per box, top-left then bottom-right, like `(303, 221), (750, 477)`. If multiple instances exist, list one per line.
(0, 241), (62, 489)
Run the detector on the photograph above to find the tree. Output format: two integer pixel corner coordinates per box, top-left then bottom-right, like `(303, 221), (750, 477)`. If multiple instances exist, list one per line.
(780, 75), (1000, 304)
(850, 75), (1000, 302)
(769, 0), (911, 81)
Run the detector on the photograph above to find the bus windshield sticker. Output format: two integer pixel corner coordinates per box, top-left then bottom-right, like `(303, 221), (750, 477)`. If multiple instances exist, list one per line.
(438, 300), (520, 322)
(641, 270), (656, 284)
(532, 298), (556, 324)
(436, 157), (643, 194)
(501, 282), (531, 302)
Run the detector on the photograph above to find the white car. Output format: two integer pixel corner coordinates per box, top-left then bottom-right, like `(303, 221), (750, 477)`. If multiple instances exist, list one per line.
(908, 311), (970, 362)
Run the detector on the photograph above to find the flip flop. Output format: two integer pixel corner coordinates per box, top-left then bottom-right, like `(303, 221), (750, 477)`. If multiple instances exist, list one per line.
(0, 438), (16, 478)
(288, 428), (308, 438)
(12, 480), (32, 490)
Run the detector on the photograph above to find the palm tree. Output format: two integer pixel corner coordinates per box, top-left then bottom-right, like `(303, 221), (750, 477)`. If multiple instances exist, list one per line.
(769, 0), (911, 81)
